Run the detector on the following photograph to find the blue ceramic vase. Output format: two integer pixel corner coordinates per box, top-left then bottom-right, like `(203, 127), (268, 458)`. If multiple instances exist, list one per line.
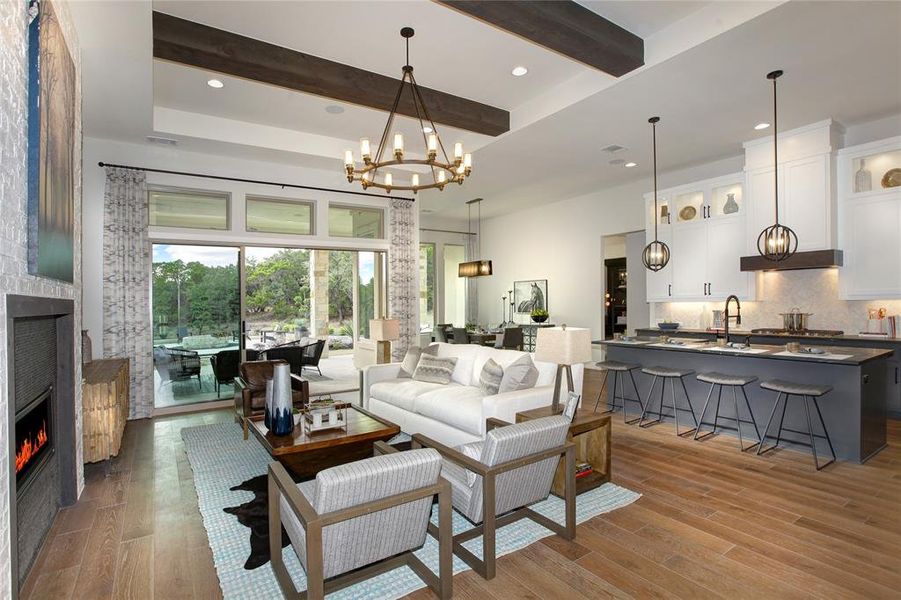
(269, 362), (294, 436)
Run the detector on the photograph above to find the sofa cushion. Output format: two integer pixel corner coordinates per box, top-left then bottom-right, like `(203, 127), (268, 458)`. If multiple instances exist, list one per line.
(369, 379), (451, 412)
(478, 358), (504, 396)
(413, 355), (458, 384)
(457, 441), (483, 486)
(413, 386), (485, 435)
(399, 345), (436, 378)
(498, 354), (539, 394)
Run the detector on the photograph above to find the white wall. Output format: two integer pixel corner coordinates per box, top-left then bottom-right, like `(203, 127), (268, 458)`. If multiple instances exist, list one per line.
(1, 1), (83, 596)
(625, 231), (650, 333)
(82, 137), (407, 358)
(476, 155), (744, 353)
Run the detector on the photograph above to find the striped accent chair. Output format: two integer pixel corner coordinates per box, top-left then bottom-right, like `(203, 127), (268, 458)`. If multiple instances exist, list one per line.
(268, 446), (452, 599)
(413, 415), (576, 580)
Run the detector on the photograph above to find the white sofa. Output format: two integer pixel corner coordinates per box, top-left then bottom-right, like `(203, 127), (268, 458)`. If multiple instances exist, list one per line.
(363, 343), (584, 447)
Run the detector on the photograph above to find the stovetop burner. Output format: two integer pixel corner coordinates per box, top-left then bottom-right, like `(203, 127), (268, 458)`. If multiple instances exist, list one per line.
(751, 328), (844, 337)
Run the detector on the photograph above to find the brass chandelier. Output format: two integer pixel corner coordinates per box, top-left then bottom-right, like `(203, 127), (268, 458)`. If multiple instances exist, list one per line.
(343, 27), (472, 194)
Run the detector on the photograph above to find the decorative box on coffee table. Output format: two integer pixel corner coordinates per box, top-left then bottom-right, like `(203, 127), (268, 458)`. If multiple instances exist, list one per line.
(516, 405), (611, 497)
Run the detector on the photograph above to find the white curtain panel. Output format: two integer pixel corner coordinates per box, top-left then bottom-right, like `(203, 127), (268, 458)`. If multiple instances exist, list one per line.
(102, 167), (153, 419)
(388, 198), (417, 361)
(466, 232), (479, 325)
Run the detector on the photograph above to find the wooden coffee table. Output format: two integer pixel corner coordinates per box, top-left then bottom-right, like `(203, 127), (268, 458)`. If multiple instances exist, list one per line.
(245, 405), (401, 479)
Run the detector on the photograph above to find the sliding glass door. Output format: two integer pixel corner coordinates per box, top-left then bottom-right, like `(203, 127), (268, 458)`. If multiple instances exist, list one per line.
(152, 243), (387, 410)
(151, 244), (241, 409)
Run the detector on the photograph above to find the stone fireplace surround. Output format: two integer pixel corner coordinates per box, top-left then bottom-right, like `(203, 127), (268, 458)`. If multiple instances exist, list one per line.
(5, 295), (77, 592)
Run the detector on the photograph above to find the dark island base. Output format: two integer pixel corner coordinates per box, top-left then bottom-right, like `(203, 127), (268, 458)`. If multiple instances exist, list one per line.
(603, 344), (888, 464)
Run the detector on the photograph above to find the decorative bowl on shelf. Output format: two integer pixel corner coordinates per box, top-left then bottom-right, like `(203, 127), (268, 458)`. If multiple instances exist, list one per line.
(658, 322), (680, 331)
(530, 309), (549, 323)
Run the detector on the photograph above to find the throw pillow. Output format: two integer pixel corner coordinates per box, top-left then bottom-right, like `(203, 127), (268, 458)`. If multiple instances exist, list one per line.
(398, 345), (437, 378)
(451, 354), (475, 386)
(478, 358), (504, 396)
(456, 441), (484, 486)
(498, 354), (539, 394)
(412, 354), (458, 385)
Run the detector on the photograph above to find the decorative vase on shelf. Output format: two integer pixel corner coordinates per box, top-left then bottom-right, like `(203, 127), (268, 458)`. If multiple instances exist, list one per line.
(269, 362), (295, 436)
(264, 378), (274, 429)
(723, 193), (739, 215)
(855, 159), (872, 193)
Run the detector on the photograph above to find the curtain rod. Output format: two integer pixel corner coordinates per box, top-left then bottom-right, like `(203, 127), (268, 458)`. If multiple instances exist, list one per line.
(420, 227), (475, 236)
(97, 162), (416, 202)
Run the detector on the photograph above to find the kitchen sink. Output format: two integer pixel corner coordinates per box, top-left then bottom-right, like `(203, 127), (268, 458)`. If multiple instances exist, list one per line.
(698, 345), (770, 355)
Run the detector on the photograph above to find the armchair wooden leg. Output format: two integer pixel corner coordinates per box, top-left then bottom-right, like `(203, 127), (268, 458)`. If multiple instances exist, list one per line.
(269, 472), (299, 599)
(437, 479), (453, 599)
(564, 443), (576, 540)
(482, 473), (497, 580)
(243, 418), (248, 440)
(305, 523), (325, 600)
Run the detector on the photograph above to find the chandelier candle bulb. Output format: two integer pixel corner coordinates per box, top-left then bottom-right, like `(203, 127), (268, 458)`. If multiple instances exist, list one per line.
(437, 171), (446, 186)
(463, 153), (472, 169)
(454, 142), (463, 161)
(428, 134), (438, 156)
(384, 173), (393, 189)
(360, 138), (371, 161)
(411, 173), (419, 190)
(344, 150), (353, 166)
(393, 133), (404, 157)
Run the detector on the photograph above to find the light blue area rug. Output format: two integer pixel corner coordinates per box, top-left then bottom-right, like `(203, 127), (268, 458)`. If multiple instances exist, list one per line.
(182, 422), (641, 599)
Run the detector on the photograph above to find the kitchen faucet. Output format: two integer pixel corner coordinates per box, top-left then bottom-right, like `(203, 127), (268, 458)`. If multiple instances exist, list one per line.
(723, 295), (742, 343)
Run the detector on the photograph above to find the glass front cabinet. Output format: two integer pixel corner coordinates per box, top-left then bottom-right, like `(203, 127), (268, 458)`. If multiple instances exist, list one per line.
(644, 173), (754, 303)
(838, 136), (901, 300)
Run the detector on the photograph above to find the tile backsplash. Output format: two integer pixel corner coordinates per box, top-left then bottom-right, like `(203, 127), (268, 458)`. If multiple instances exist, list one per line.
(652, 269), (901, 335)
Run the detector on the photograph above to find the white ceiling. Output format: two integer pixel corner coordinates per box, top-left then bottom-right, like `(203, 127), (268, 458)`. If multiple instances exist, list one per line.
(71, 1), (900, 222)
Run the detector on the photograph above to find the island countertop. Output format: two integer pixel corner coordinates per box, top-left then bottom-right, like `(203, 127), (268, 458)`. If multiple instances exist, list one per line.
(594, 338), (893, 366)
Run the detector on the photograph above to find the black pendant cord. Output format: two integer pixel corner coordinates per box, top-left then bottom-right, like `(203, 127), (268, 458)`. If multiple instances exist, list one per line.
(96, 162), (415, 201)
(650, 116), (661, 242)
(772, 73), (779, 224)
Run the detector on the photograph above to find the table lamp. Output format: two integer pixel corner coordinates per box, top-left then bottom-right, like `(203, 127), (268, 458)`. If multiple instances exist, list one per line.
(369, 318), (400, 364)
(535, 325), (592, 412)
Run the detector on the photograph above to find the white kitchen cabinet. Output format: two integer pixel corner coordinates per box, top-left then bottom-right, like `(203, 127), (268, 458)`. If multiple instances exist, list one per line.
(644, 174), (754, 302)
(744, 119), (840, 254)
(671, 222), (707, 299)
(838, 137), (901, 299)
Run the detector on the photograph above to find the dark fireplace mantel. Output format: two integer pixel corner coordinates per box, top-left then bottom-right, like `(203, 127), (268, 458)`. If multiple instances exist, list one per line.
(5, 294), (77, 593)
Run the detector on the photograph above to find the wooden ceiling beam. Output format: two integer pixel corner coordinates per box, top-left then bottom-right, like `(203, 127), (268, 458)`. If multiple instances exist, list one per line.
(436, 1), (644, 77)
(152, 12), (509, 137)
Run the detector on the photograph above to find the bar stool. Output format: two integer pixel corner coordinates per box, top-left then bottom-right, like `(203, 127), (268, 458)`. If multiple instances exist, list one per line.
(638, 366), (699, 437)
(593, 361), (644, 424)
(756, 379), (836, 470)
(693, 372), (762, 452)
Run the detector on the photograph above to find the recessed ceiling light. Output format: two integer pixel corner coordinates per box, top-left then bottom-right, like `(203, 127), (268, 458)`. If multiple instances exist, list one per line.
(511, 66), (528, 77)
(422, 126), (433, 134)
(325, 104), (345, 114)
(207, 79), (224, 89)
(608, 158), (625, 166)
(754, 122), (770, 130)
(624, 162), (638, 168)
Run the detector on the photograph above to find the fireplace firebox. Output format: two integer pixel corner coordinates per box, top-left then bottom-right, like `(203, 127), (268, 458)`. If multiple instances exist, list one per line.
(15, 387), (53, 488)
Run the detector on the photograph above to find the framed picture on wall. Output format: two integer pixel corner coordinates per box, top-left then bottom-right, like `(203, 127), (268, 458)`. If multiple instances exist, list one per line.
(513, 279), (548, 315)
(27, 0), (76, 283)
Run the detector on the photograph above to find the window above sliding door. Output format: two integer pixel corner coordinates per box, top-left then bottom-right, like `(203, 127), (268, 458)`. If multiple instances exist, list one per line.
(246, 196), (314, 235)
(149, 187), (230, 230)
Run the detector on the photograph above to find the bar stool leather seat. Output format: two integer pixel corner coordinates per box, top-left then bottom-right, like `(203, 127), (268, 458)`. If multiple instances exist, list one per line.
(641, 366), (694, 378)
(595, 360), (639, 372)
(697, 372), (757, 386)
(760, 379), (832, 397)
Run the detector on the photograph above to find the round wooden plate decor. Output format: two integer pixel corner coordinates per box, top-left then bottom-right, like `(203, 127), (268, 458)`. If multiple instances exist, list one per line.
(882, 168), (901, 188)
(679, 205), (697, 221)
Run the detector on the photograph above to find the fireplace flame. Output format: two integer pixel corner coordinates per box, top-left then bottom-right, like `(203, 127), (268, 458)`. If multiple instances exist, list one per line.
(16, 420), (48, 474)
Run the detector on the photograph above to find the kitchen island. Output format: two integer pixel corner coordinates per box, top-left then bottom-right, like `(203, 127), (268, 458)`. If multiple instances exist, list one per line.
(597, 338), (893, 463)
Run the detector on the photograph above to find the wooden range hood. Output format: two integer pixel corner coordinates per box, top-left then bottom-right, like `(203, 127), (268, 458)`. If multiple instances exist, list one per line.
(740, 249), (843, 272)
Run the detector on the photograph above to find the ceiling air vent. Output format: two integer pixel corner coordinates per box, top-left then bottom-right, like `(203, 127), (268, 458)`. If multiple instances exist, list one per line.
(601, 144), (626, 153)
(146, 136), (178, 146)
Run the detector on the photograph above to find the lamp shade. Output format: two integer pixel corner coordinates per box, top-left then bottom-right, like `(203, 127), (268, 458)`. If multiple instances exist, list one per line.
(369, 318), (400, 341)
(534, 326), (592, 365)
(458, 259), (493, 278)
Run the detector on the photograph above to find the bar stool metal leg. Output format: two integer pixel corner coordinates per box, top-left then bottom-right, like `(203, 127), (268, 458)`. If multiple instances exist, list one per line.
(804, 396), (836, 470)
(774, 394), (790, 449)
(812, 396), (837, 465)
(693, 383), (717, 441)
(639, 375), (661, 428)
(740, 386), (762, 447)
(757, 392), (784, 455)
(731, 385), (761, 452)
(593, 369), (612, 413)
(624, 369), (643, 425)
(678, 377), (699, 434)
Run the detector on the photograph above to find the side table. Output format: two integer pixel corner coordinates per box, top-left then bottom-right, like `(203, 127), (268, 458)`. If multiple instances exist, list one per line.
(516, 405), (611, 497)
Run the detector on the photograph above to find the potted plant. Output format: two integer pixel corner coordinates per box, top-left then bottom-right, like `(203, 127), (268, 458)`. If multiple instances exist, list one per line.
(530, 309), (549, 323)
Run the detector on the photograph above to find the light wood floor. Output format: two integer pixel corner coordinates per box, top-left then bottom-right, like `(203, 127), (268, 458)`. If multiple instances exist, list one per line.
(20, 410), (901, 599)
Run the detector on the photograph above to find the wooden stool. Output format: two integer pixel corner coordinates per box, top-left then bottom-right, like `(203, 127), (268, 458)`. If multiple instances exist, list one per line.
(693, 372), (761, 452)
(638, 366), (698, 437)
(756, 379), (836, 470)
(593, 360), (643, 424)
